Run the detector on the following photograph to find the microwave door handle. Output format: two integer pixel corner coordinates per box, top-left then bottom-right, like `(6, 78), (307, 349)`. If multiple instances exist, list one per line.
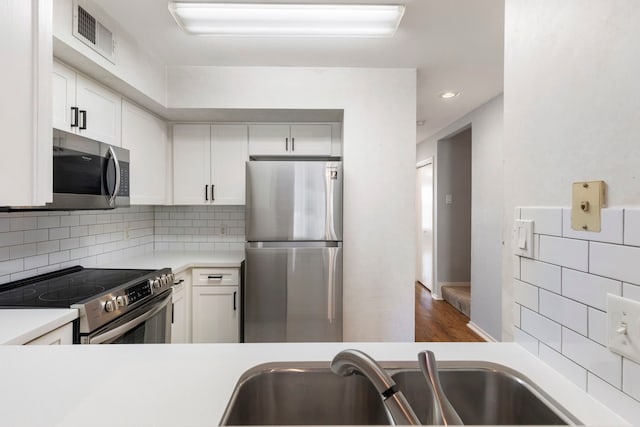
(107, 146), (121, 205)
(88, 294), (172, 344)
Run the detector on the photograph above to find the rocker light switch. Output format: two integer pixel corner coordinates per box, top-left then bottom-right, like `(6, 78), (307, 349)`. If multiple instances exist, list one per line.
(512, 220), (533, 258)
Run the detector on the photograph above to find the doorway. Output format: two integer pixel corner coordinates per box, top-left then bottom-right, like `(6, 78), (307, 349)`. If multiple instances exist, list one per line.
(416, 159), (433, 291)
(435, 127), (472, 317)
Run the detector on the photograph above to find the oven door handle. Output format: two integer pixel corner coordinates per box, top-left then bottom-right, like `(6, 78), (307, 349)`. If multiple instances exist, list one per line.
(88, 293), (172, 344)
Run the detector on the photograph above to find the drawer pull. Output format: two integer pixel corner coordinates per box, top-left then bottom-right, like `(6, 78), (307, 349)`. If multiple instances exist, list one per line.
(207, 275), (224, 280)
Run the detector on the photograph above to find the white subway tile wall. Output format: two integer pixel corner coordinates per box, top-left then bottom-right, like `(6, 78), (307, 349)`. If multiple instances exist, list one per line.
(0, 205), (247, 285)
(514, 207), (640, 418)
(0, 207), (155, 284)
(153, 205), (245, 251)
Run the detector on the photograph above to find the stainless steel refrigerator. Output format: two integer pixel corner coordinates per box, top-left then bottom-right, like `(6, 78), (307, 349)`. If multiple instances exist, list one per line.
(244, 160), (343, 342)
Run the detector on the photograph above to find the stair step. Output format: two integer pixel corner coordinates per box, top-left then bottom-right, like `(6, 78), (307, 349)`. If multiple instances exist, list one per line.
(441, 285), (471, 318)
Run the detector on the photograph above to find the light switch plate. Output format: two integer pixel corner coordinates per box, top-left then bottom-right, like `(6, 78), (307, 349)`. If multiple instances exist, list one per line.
(512, 220), (534, 258)
(607, 294), (640, 363)
(571, 181), (605, 232)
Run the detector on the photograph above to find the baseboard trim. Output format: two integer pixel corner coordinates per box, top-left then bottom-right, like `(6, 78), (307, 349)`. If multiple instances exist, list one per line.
(467, 321), (497, 342)
(431, 293), (443, 300)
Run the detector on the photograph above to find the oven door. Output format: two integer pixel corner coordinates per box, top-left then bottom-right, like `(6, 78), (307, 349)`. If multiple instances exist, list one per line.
(83, 290), (172, 344)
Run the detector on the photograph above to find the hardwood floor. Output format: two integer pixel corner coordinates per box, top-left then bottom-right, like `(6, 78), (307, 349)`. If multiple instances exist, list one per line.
(415, 282), (484, 342)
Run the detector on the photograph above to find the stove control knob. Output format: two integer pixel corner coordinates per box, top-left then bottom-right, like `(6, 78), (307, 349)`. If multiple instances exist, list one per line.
(153, 279), (161, 289)
(161, 275), (169, 286)
(105, 299), (117, 313)
(169, 273), (175, 283)
(116, 295), (129, 307)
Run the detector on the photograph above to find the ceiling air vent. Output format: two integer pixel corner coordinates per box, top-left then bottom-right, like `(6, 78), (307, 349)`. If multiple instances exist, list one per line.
(72, 0), (116, 64)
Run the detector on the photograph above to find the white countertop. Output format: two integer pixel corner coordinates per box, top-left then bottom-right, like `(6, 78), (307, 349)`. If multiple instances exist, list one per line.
(0, 309), (78, 345)
(101, 250), (245, 273)
(0, 342), (628, 426)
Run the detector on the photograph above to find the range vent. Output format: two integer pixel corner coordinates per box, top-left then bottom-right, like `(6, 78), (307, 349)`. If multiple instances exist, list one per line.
(73, 1), (116, 64)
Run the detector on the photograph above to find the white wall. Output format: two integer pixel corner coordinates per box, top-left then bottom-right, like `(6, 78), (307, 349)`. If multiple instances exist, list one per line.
(168, 66), (417, 341)
(417, 95), (504, 340)
(52, 0), (167, 108)
(504, 1), (640, 421)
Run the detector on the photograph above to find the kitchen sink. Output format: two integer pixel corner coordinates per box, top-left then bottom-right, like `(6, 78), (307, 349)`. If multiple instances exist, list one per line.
(219, 361), (578, 426)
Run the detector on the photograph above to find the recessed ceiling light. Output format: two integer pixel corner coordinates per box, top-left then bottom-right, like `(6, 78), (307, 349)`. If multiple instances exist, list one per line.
(439, 91), (460, 99)
(167, 2), (406, 37)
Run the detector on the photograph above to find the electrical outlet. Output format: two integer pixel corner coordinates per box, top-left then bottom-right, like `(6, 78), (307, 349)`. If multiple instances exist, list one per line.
(607, 294), (640, 363)
(123, 225), (130, 240)
(220, 224), (227, 235)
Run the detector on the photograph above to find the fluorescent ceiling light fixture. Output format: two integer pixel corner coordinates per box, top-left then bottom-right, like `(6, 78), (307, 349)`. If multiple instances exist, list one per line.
(168, 2), (406, 37)
(439, 91), (460, 99)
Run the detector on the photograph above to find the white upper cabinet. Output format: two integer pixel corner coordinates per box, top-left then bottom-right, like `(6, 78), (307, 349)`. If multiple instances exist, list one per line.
(289, 124), (333, 155)
(121, 100), (169, 205)
(52, 61), (122, 146)
(173, 124), (211, 205)
(211, 125), (249, 205)
(248, 124), (332, 156)
(173, 124), (248, 205)
(247, 124), (291, 155)
(0, 0), (53, 207)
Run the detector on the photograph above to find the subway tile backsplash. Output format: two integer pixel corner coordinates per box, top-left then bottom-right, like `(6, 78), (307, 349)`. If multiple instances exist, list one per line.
(0, 205), (246, 285)
(153, 205), (245, 251)
(514, 206), (640, 418)
(0, 206), (155, 284)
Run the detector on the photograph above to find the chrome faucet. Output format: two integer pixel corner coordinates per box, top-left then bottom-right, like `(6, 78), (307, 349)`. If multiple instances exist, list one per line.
(418, 350), (463, 425)
(330, 349), (421, 425)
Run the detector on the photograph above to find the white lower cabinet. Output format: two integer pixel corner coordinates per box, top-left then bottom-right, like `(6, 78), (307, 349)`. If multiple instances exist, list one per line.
(25, 323), (73, 345)
(171, 269), (192, 344)
(191, 268), (240, 343)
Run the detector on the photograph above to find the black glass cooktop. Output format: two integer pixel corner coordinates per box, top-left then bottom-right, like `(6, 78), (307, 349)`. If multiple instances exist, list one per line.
(0, 266), (154, 308)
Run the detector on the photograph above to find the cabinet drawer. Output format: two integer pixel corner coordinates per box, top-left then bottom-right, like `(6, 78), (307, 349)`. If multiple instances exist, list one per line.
(192, 268), (239, 286)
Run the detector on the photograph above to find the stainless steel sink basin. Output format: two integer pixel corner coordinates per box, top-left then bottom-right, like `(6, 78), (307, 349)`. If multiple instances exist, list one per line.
(391, 364), (575, 425)
(220, 363), (389, 425)
(220, 361), (579, 426)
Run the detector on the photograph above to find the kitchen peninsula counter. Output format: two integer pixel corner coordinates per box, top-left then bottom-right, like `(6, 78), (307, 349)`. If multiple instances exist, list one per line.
(0, 342), (628, 426)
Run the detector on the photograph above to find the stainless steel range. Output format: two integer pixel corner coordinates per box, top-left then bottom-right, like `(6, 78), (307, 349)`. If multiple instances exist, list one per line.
(0, 266), (175, 344)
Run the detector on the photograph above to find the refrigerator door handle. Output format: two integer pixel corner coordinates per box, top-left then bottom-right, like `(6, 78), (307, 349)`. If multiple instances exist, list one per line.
(327, 247), (338, 321)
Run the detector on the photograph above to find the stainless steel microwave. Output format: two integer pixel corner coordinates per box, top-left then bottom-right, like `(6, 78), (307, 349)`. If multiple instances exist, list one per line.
(48, 129), (130, 210)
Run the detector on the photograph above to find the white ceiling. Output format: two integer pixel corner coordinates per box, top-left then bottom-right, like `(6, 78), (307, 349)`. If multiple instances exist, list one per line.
(96, 0), (504, 142)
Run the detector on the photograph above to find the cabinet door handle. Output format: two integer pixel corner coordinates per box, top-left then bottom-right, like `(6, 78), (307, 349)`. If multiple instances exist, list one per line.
(173, 279), (184, 285)
(79, 110), (87, 130)
(205, 184), (209, 201)
(207, 275), (223, 280)
(285, 137), (288, 151)
(70, 107), (79, 127)
(211, 184), (215, 202)
(171, 303), (175, 324)
(292, 137), (295, 152)
(233, 291), (237, 311)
